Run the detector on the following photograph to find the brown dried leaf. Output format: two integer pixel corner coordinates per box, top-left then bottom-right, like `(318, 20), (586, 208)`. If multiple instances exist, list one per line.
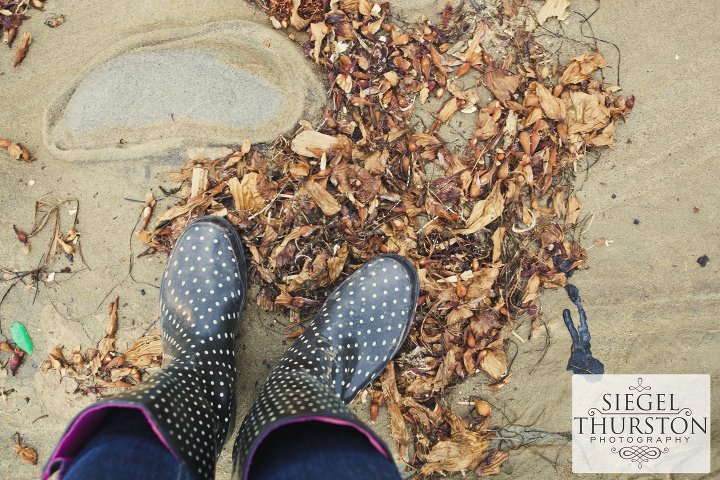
(446, 307), (473, 327)
(401, 396), (440, 434)
(463, 347), (476, 374)
(429, 44), (447, 75)
(432, 349), (458, 391)
(137, 230), (155, 244)
(381, 363), (408, 462)
(331, 163), (380, 203)
(420, 430), (489, 475)
(288, 159), (311, 178)
(566, 91), (611, 134)
(368, 12), (384, 35)
(437, 97), (458, 123)
(479, 346), (507, 380)
(291, 130), (352, 158)
(537, 0), (569, 24)
(552, 187), (566, 219)
(336, 73), (353, 93)
(107, 296), (118, 336)
(462, 24), (487, 65)
(456, 183), (504, 234)
(560, 51), (607, 86)
(475, 105), (501, 141)
(584, 120), (617, 148)
(7, 142), (23, 159)
(286, 252), (330, 292)
(274, 289), (320, 309)
(563, 92), (610, 134)
(483, 69), (523, 105)
(14, 444), (37, 466)
(110, 367), (133, 383)
(358, 0), (371, 15)
(327, 242), (348, 281)
(13, 225), (29, 246)
(364, 149), (388, 175)
(387, 396), (409, 462)
(388, 33), (409, 46)
(190, 167), (209, 198)
(228, 173), (264, 212)
(490, 226), (506, 263)
(424, 196), (456, 222)
(565, 196), (582, 226)
(521, 272), (540, 305)
(94, 377), (132, 389)
(536, 83), (566, 121)
(256, 287), (277, 311)
(309, 22), (329, 63)
(154, 195), (212, 225)
(288, 0), (319, 30)
(447, 82), (480, 105)
(125, 334), (162, 364)
(13, 31), (30, 68)
(523, 106), (544, 126)
(405, 373), (434, 397)
(305, 181), (341, 216)
(541, 271), (567, 289)
(476, 451), (511, 476)
(379, 221), (417, 256)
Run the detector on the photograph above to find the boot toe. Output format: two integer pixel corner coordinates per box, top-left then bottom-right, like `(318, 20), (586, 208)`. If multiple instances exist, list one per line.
(311, 254), (419, 401)
(161, 217), (247, 339)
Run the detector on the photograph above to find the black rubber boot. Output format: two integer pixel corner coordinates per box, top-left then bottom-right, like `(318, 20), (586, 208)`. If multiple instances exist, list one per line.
(43, 217), (247, 480)
(232, 254), (419, 480)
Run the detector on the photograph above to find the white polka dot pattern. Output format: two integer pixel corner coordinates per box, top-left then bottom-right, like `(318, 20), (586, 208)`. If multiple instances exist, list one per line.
(232, 254), (419, 480)
(47, 217), (247, 480)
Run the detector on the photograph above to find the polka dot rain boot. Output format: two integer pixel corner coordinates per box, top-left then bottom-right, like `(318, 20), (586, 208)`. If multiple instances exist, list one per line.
(43, 217), (247, 480)
(232, 253), (419, 480)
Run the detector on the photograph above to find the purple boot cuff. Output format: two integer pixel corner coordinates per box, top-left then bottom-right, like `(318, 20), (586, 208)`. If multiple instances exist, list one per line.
(42, 403), (177, 480)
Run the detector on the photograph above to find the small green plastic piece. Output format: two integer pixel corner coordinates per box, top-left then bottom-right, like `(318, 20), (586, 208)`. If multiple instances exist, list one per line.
(10, 322), (33, 355)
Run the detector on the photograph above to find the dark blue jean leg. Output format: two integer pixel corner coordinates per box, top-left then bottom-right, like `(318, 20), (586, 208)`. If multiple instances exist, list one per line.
(248, 421), (402, 480)
(63, 408), (189, 480)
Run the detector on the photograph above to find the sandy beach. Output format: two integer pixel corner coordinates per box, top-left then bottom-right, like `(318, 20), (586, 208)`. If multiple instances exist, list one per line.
(0, 0), (718, 478)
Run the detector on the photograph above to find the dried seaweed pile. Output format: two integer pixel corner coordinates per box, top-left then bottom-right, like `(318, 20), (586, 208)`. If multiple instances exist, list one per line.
(135, 0), (632, 476)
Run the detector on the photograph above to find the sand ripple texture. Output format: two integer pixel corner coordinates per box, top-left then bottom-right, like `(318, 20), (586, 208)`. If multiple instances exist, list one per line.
(43, 21), (325, 170)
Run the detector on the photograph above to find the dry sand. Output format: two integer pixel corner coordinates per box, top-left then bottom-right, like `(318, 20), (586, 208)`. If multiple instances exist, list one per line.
(0, 0), (718, 479)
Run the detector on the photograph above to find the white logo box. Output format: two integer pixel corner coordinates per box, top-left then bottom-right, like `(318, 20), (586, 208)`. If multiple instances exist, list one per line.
(572, 374), (710, 473)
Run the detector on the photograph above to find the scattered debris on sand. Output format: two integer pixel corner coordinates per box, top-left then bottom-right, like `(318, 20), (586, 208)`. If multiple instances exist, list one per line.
(1, 0), (633, 475)
(131, 0), (633, 474)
